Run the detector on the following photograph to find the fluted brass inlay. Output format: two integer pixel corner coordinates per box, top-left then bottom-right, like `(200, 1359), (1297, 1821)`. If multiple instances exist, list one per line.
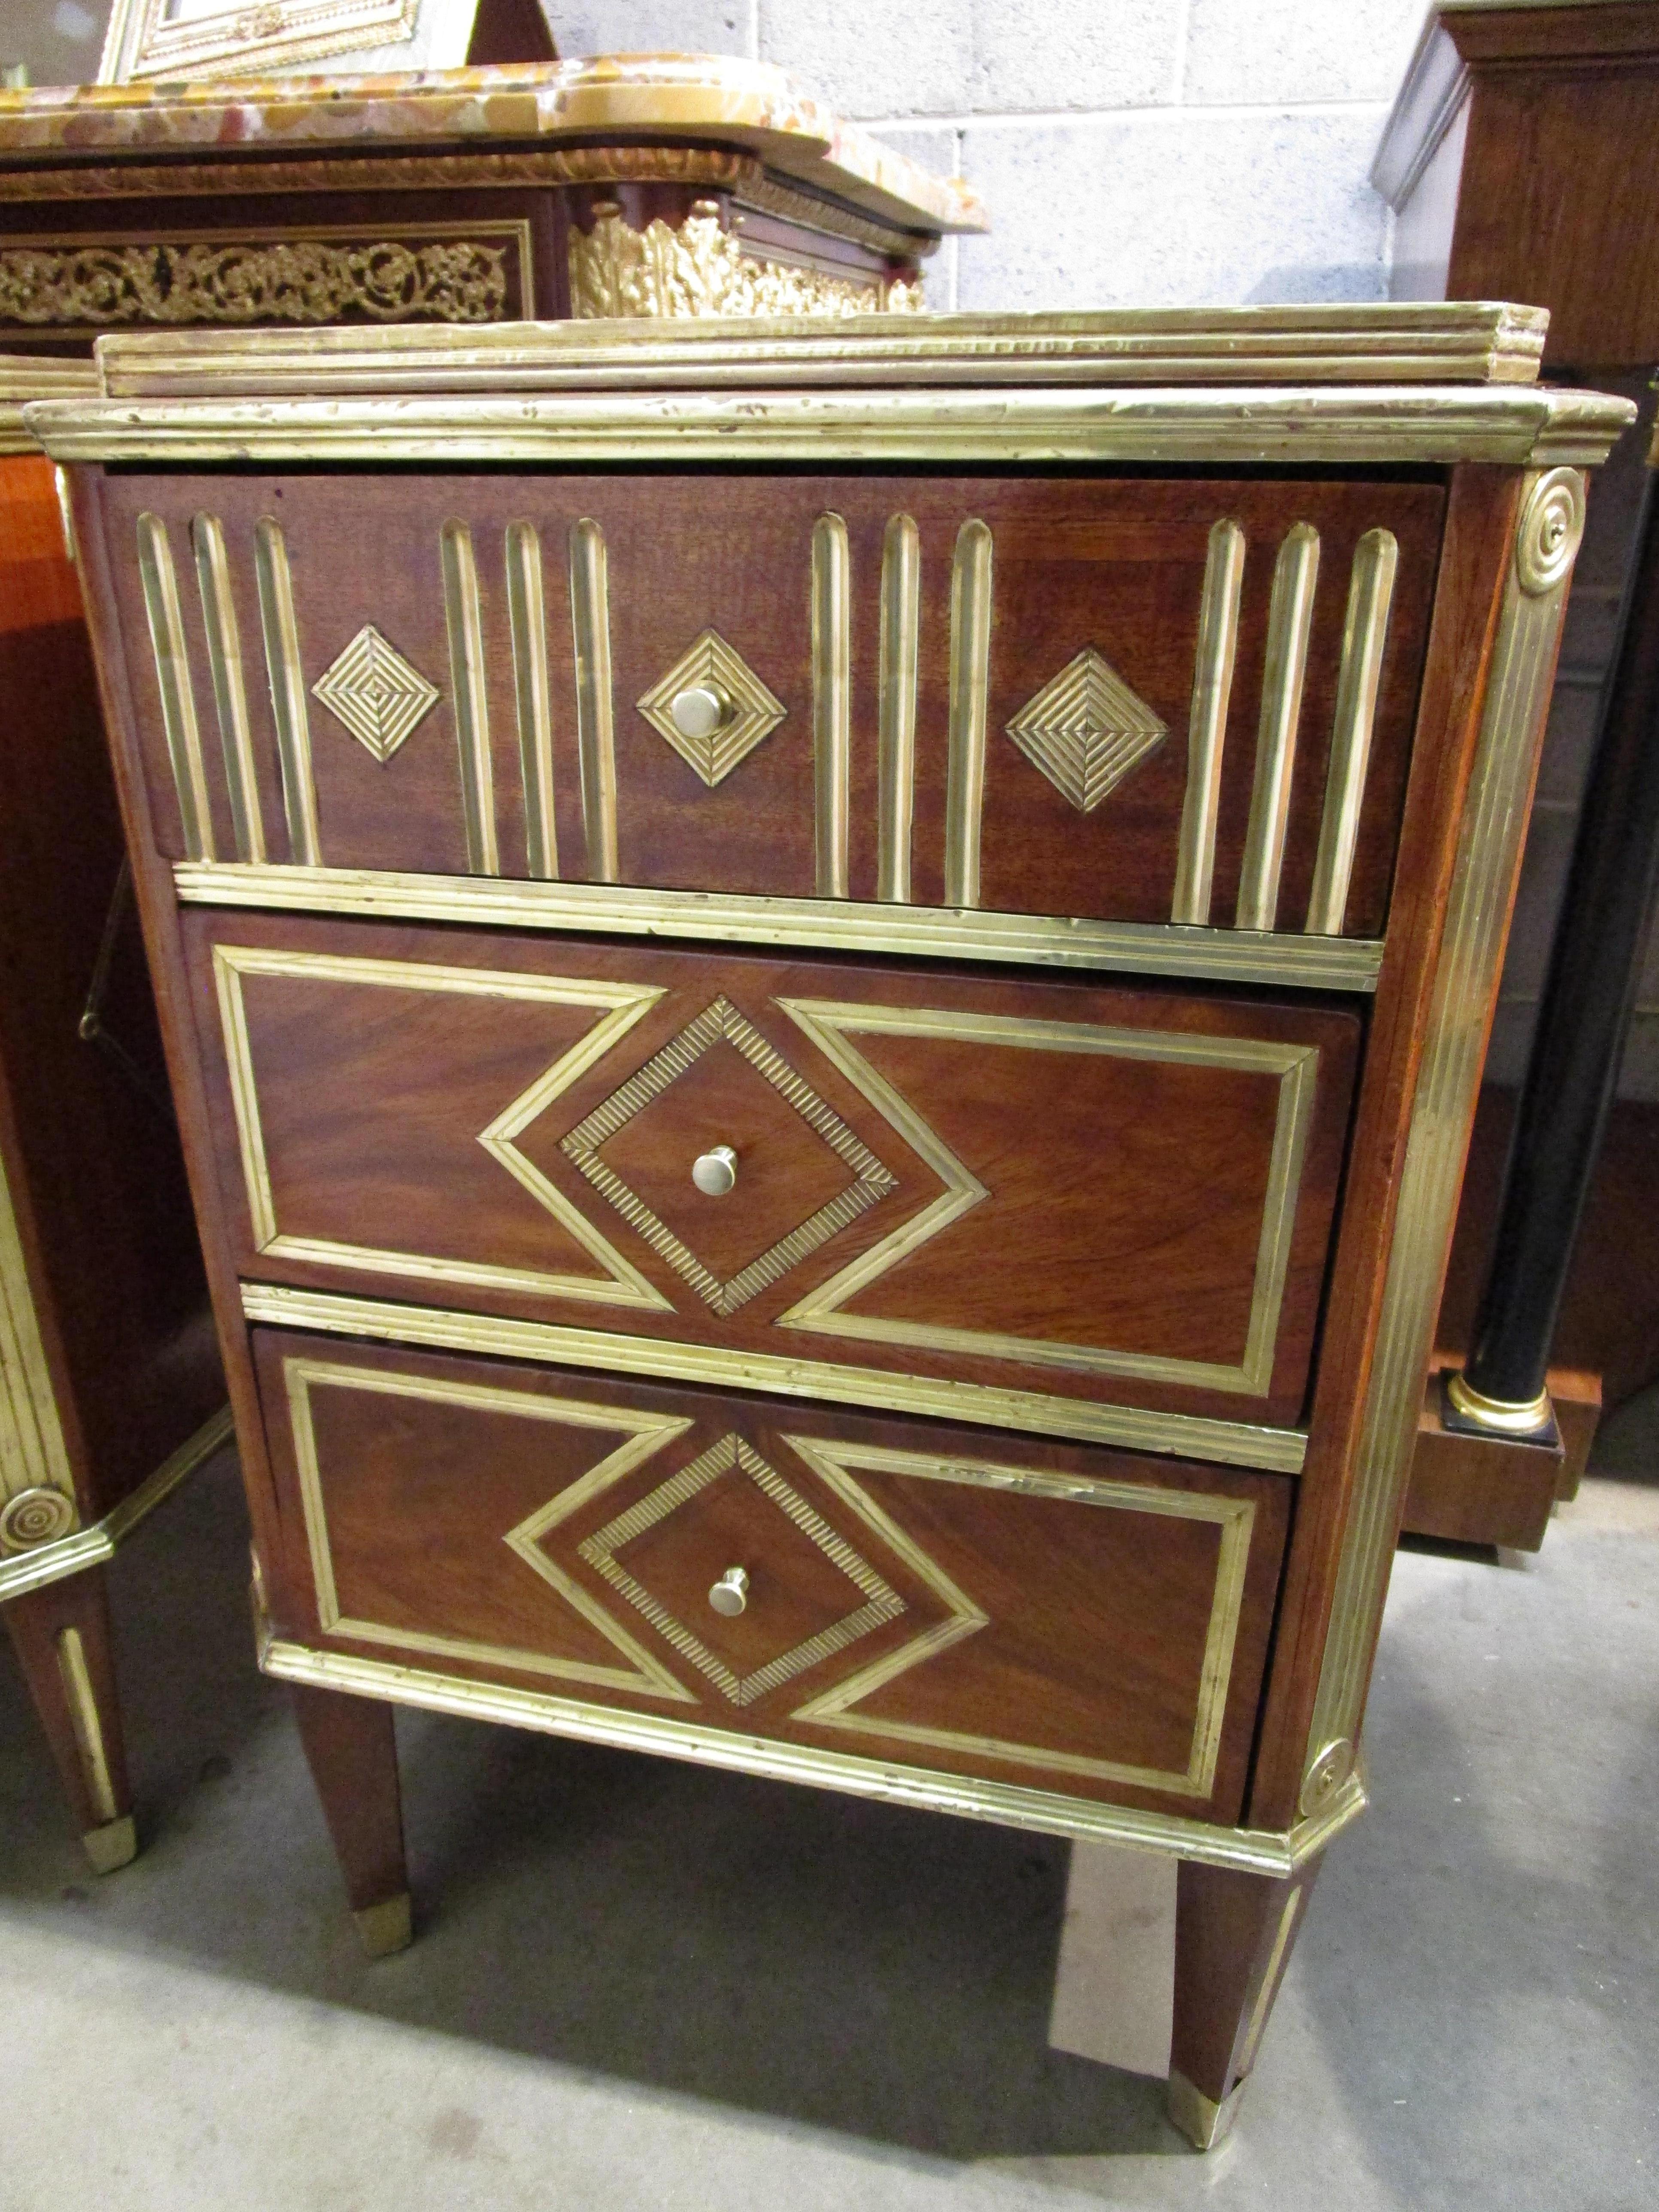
(1006, 648), (1169, 813)
(1173, 519), (1246, 927)
(811, 514), (851, 897)
(190, 513), (264, 864)
(636, 629), (787, 787)
(439, 520), (498, 875)
(562, 996), (897, 1317)
(579, 1432), (904, 1708)
(136, 512), (214, 863)
(1238, 524), (1320, 933)
(569, 518), (618, 884)
(311, 621), (439, 766)
(506, 520), (558, 881)
(878, 513), (920, 903)
(945, 519), (994, 908)
(253, 517), (321, 867)
(1307, 529), (1399, 935)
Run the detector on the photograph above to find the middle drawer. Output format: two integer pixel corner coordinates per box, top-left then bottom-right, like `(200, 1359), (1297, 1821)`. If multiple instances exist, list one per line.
(185, 912), (1360, 1432)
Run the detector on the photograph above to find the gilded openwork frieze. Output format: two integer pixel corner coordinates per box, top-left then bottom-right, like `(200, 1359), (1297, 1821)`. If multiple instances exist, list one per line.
(568, 205), (920, 321)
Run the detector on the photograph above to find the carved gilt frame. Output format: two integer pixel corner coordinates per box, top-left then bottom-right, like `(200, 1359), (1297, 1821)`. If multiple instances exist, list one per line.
(97, 0), (473, 83)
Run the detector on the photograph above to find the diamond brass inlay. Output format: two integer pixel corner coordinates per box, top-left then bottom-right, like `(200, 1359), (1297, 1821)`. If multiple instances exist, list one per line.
(562, 997), (897, 1316)
(1006, 647), (1169, 813)
(636, 629), (787, 785)
(579, 1432), (905, 1707)
(311, 622), (441, 763)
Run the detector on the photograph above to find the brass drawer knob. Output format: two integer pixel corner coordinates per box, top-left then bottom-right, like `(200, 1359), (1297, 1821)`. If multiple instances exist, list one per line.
(671, 685), (729, 741)
(692, 1144), (738, 1196)
(708, 1565), (749, 1617)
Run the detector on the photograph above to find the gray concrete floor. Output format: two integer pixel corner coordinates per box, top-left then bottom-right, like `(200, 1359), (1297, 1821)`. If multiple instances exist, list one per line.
(2, 1409), (1656, 2212)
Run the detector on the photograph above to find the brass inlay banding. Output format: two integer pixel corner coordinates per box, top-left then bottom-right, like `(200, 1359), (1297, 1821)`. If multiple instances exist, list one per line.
(212, 942), (671, 1311)
(878, 513), (920, 902)
(283, 1357), (696, 1702)
(0, 1145), (76, 1514)
(578, 1432), (904, 1708)
(55, 1626), (118, 1825)
(945, 518), (993, 908)
(241, 1281), (1311, 1475)
(1304, 471), (1583, 1795)
(176, 860), (1387, 993)
(505, 520), (558, 881)
(252, 518), (321, 867)
(439, 519), (498, 877)
(190, 513), (264, 864)
(1307, 529), (1399, 935)
(1238, 524), (1319, 932)
(811, 513), (851, 899)
(1237, 1887), (1303, 2078)
(786, 1436), (1255, 1800)
(569, 517), (618, 884)
(562, 995), (896, 1317)
(775, 1000), (1319, 1398)
(136, 511), (215, 863)
(1173, 518), (1246, 925)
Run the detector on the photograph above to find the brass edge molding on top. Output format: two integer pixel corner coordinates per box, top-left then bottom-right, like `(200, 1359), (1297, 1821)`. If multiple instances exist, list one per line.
(783, 1434), (1255, 1802)
(210, 941), (673, 1313)
(0, 1405), (234, 1603)
(83, 305), (1550, 399)
(237, 1281), (1311, 1475)
(772, 1000), (1321, 1400)
(172, 861), (1388, 994)
(282, 1356), (697, 1703)
(30, 386), (1637, 470)
(1302, 468), (1587, 1808)
(255, 1627), (1368, 1872)
(0, 357), (97, 452)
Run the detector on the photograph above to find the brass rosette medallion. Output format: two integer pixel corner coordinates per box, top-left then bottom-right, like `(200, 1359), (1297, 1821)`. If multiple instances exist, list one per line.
(0, 1486), (77, 1553)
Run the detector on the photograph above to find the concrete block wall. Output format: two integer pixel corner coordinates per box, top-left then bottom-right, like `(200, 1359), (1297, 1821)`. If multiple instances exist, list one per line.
(8, 0), (1653, 1097)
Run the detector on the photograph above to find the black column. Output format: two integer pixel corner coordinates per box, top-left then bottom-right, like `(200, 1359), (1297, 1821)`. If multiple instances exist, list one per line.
(1450, 425), (1659, 1434)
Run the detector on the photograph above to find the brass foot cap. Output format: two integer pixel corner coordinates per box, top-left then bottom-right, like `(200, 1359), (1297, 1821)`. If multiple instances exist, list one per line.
(354, 1892), (413, 1960)
(1166, 2069), (1245, 2152)
(82, 1814), (137, 1875)
(1443, 1369), (1557, 1441)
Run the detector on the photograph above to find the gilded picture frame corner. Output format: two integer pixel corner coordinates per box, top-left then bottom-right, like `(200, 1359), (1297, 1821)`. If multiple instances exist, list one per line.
(97, 0), (453, 86)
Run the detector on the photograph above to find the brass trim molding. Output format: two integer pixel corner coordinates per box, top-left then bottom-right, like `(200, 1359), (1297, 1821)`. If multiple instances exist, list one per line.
(85, 305), (1553, 402)
(252, 517), (322, 866)
(0, 1405), (233, 1603)
(505, 520), (559, 882)
(1172, 520), (1246, 926)
(239, 1281), (1311, 1473)
(0, 1144), (76, 1521)
(32, 384), (1636, 470)
(136, 511), (215, 864)
(811, 514), (852, 897)
(191, 513), (265, 864)
(1238, 525), (1320, 933)
(944, 519), (993, 908)
(0, 357), (97, 452)
(773, 999), (1321, 1399)
(1302, 469), (1587, 1803)
(877, 513), (920, 902)
(172, 861), (1388, 993)
(439, 519), (500, 877)
(211, 941), (673, 1313)
(1307, 529), (1400, 936)
(568, 517), (618, 884)
(255, 1626), (1368, 1871)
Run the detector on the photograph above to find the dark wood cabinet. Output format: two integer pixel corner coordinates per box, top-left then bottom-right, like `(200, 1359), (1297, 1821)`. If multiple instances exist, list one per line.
(33, 306), (1630, 2145)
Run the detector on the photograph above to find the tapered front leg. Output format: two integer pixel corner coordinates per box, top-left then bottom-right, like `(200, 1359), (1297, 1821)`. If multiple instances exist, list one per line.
(3, 1564), (136, 1873)
(290, 1683), (412, 1958)
(1168, 1859), (1320, 2149)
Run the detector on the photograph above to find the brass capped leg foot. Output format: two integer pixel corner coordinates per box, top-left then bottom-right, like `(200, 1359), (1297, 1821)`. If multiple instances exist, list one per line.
(1167, 2069), (1244, 2151)
(82, 1813), (138, 1875)
(354, 1891), (413, 1960)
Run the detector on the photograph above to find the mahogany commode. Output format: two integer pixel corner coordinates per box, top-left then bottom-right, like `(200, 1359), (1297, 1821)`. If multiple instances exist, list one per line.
(30, 305), (1630, 2146)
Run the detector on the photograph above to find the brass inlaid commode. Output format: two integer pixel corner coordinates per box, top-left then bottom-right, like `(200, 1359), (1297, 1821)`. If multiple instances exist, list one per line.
(30, 304), (1629, 2146)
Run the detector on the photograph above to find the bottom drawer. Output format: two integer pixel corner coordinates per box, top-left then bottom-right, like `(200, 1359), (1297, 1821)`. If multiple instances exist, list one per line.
(252, 1329), (1291, 1827)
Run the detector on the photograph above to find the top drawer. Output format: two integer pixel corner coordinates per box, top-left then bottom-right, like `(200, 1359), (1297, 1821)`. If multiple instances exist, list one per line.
(102, 470), (1442, 939)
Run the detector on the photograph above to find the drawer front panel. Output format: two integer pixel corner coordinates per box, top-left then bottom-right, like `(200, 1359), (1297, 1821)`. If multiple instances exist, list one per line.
(189, 912), (1359, 1429)
(105, 470), (1441, 939)
(253, 1329), (1291, 1824)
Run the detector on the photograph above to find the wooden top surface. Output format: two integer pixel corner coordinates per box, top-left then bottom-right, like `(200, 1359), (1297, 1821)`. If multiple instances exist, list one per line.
(0, 53), (984, 239)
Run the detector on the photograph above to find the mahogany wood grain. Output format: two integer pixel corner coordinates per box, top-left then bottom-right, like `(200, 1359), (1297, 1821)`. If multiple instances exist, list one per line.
(185, 912), (1360, 1430)
(97, 470), (1442, 936)
(0, 455), (220, 1520)
(289, 1683), (409, 1917)
(1441, 4), (1659, 367)
(251, 1328), (1293, 1827)
(3, 1565), (132, 1845)
(1247, 467), (1525, 1828)
(1170, 1860), (1320, 2132)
